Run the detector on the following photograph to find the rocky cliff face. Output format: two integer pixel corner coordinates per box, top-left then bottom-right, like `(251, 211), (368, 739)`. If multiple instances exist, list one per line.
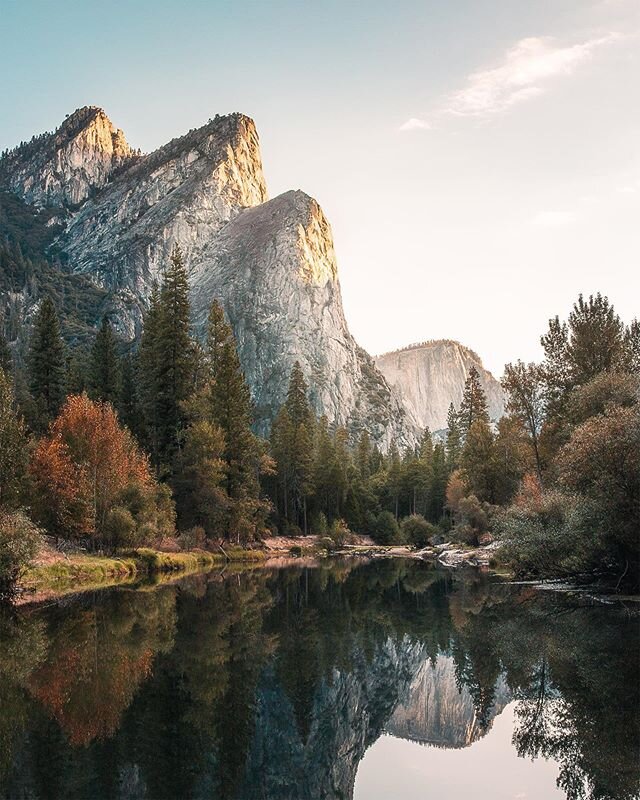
(190, 190), (411, 439)
(0, 106), (134, 209)
(0, 107), (415, 448)
(375, 340), (504, 431)
(385, 653), (510, 748)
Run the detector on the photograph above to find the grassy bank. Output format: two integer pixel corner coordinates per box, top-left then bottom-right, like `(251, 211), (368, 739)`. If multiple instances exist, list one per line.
(19, 546), (269, 604)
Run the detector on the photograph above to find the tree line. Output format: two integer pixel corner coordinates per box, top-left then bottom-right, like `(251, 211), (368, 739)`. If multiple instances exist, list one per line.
(1, 245), (638, 592)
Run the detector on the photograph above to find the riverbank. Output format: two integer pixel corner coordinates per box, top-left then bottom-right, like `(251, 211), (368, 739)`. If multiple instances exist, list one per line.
(17, 544), (270, 605)
(16, 535), (503, 606)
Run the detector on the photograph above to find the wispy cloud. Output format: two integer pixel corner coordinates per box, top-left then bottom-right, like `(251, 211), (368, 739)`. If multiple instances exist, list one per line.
(398, 117), (432, 132)
(400, 32), (621, 130)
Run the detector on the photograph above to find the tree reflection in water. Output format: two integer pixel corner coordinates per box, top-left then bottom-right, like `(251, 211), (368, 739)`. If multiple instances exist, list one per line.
(0, 560), (637, 800)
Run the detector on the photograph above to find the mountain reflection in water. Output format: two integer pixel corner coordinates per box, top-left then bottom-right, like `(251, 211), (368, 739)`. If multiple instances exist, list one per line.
(0, 560), (637, 800)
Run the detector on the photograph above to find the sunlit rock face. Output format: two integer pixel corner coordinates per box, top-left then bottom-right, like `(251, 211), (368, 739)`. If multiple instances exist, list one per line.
(0, 107), (416, 447)
(55, 111), (268, 340)
(375, 340), (504, 431)
(191, 190), (415, 443)
(0, 106), (134, 209)
(385, 653), (510, 748)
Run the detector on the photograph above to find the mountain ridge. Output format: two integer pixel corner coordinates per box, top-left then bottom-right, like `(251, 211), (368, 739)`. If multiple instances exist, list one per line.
(0, 106), (417, 448)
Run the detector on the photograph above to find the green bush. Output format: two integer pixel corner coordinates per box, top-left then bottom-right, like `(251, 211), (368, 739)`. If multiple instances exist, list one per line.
(329, 518), (351, 548)
(370, 511), (403, 545)
(451, 494), (492, 546)
(0, 510), (43, 600)
(310, 511), (328, 536)
(496, 491), (602, 579)
(400, 515), (437, 548)
(102, 506), (137, 550)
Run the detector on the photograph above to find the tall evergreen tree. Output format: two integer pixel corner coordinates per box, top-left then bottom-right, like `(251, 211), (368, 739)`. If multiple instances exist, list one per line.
(156, 246), (195, 465)
(313, 415), (340, 521)
(446, 403), (463, 468)
(206, 300), (264, 539)
(270, 362), (315, 533)
(461, 419), (496, 503)
(459, 367), (489, 434)
(90, 318), (121, 405)
(28, 296), (66, 427)
(139, 283), (162, 461)
(427, 443), (448, 522)
(139, 248), (194, 469)
(0, 368), (28, 509)
(120, 354), (144, 439)
(356, 430), (372, 481)
(386, 441), (402, 519)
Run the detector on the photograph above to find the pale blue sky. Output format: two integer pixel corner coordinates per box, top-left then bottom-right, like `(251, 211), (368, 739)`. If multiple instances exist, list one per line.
(2, 0), (638, 374)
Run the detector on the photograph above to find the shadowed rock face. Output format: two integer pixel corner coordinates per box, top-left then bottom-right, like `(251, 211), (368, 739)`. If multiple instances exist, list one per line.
(375, 340), (504, 431)
(0, 107), (416, 447)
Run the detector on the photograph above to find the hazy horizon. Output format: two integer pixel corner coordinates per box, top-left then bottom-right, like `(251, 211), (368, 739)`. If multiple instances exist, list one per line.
(2, 0), (638, 376)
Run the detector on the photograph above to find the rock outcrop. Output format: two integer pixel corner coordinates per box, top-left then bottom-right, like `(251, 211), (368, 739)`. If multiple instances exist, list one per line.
(0, 107), (416, 448)
(0, 106), (135, 209)
(375, 340), (504, 431)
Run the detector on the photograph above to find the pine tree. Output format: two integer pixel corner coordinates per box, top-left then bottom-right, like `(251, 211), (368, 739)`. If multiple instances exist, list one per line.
(446, 403), (463, 468)
(459, 366), (489, 434)
(566, 293), (625, 384)
(461, 419), (496, 502)
(427, 443), (448, 522)
(0, 368), (28, 509)
(411, 428), (433, 516)
(28, 296), (66, 427)
(313, 415), (339, 520)
(271, 362), (315, 533)
(138, 283), (162, 462)
(90, 317), (121, 405)
(386, 441), (402, 519)
(206, 300), (263, 539)
(155, 246), (195, 465)
(356, 430), (372, 481)
(139, 248), (195, 469)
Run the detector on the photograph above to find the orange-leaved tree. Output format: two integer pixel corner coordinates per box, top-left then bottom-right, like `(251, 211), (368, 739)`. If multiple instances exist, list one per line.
(30, 394), (171, 548)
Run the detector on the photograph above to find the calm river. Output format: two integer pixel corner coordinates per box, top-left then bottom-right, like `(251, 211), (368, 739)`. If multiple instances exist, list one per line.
(0, 560), (637, 799)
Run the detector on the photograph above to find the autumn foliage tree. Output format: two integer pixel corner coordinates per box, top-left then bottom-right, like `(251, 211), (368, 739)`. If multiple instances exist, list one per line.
(30, 394), (172, 549)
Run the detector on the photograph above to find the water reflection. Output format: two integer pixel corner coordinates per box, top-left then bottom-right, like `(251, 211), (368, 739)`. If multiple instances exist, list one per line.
(0, 561), (637, 800)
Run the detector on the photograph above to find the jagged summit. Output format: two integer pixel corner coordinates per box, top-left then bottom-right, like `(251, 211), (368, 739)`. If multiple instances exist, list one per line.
(0, 105), (134, 208)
